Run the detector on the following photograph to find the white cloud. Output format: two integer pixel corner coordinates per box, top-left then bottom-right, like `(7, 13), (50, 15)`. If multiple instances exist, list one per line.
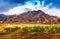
(2, 2), (36, 15)
(1, 1), (60, 17)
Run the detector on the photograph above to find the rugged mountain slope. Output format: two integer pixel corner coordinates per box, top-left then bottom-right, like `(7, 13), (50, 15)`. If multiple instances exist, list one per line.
(3, 10), (60, 24)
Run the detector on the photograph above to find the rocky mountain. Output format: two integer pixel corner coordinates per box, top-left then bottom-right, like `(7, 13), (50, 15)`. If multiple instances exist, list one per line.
(2, 10), (60, 24)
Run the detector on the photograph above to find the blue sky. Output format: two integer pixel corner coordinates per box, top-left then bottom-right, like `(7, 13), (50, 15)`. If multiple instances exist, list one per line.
(0, 0), (60, 17)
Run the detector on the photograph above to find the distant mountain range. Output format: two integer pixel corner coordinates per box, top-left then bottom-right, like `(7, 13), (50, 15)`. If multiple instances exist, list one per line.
(0, 14), (9, 21)
(0, 10), (60, 24)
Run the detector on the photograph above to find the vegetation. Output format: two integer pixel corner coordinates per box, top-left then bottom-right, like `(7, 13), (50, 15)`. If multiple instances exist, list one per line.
(22, 26), (60, 33)
(0, 24), (60, 39)
(0, 26), (20, 35)
(0, 24), (60, 35)
(4, 26), (20, 33)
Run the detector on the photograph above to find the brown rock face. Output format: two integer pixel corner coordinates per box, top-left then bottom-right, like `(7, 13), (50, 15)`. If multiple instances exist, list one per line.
(4, 10), (60, 24)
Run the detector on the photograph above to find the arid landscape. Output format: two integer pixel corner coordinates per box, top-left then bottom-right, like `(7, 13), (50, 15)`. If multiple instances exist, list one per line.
(0, 0), (60, 39)
(0, 10), (60, 39)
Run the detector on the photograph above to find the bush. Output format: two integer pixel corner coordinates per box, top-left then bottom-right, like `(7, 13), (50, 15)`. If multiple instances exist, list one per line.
(4, 26), (20, 33)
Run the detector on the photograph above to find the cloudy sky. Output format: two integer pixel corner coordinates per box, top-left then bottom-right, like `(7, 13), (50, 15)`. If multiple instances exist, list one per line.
(0, 0), (60, 17)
